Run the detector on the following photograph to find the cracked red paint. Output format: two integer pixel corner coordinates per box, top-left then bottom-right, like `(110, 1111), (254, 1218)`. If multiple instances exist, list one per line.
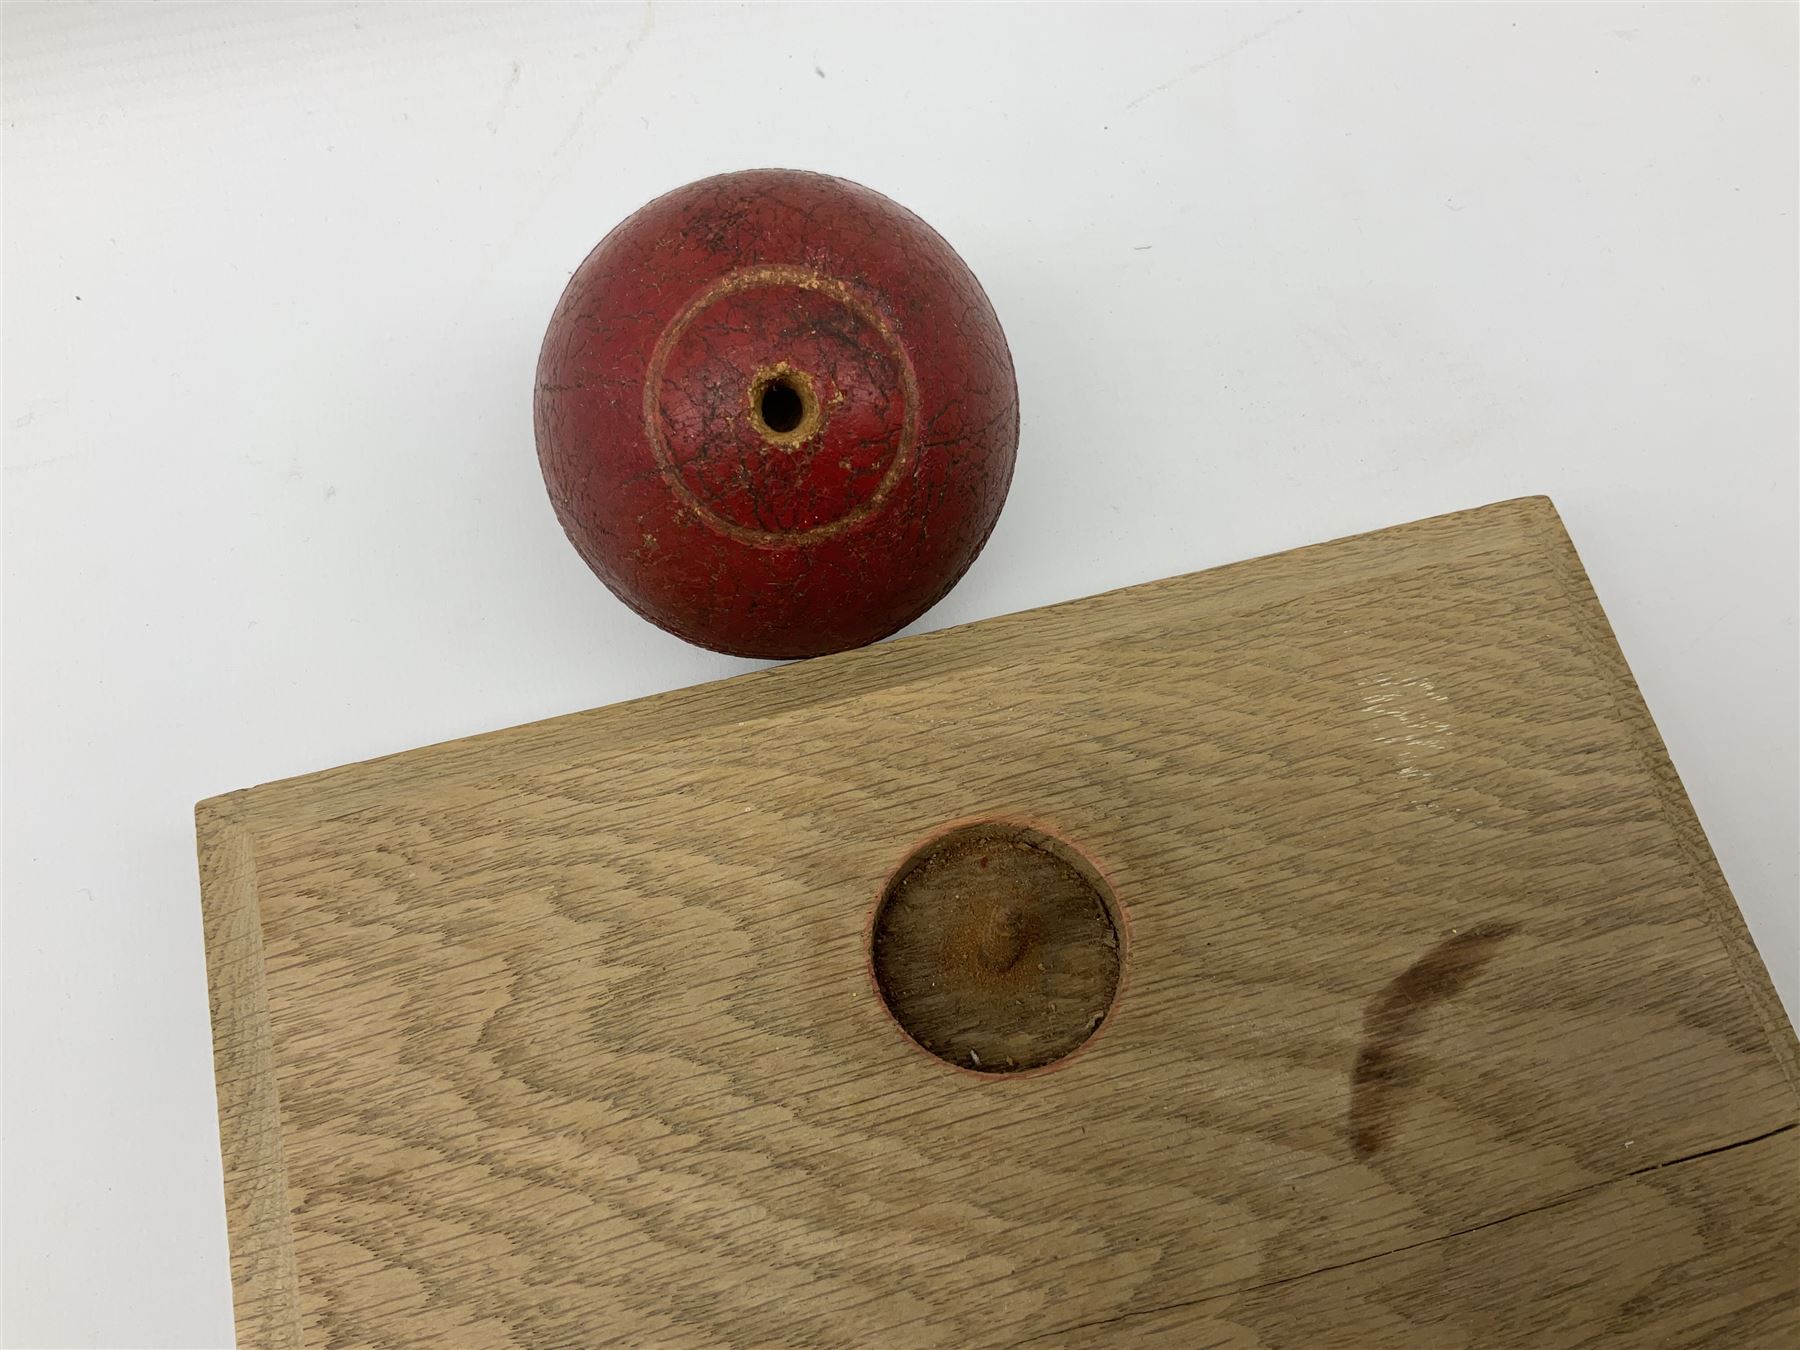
(534, 169), (1019, 659)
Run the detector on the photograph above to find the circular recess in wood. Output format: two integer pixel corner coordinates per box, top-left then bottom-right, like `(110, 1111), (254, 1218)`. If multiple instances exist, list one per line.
(870, 821), (1123, 1074)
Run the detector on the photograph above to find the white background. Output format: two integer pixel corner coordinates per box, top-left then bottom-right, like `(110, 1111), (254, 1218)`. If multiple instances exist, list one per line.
(3, 4), (1795, 1346)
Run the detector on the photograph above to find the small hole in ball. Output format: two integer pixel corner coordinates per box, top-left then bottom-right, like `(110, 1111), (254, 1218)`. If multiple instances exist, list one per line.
(759, 377), (806, 434)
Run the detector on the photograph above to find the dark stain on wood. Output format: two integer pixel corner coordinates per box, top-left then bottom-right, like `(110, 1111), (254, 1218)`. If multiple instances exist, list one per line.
(1350, 921), (1520, 1156)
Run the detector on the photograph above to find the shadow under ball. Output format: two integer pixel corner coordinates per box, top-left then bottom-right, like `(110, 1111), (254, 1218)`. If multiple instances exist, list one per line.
(534, 169), (1019, 659)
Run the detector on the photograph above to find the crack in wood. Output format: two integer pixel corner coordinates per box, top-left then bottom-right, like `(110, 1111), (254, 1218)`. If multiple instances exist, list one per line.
(1007, 1123), (1799, 1348)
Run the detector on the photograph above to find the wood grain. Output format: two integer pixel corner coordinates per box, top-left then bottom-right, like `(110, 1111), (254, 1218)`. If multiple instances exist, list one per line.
(197, 801), (301, 1350)
(1038, 1127), (1800, 1348)
(197, 497), (1799, 1348)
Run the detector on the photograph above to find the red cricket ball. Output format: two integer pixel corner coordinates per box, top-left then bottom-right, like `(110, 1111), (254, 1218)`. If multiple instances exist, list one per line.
(534, 169), (1019, 659)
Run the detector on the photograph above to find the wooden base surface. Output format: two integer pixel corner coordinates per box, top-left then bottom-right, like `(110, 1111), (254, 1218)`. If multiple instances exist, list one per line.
(198, 498), (1799, 1348)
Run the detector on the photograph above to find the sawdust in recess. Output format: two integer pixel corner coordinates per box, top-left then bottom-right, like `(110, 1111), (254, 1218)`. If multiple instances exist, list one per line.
(870, 824), (1121, 1073)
